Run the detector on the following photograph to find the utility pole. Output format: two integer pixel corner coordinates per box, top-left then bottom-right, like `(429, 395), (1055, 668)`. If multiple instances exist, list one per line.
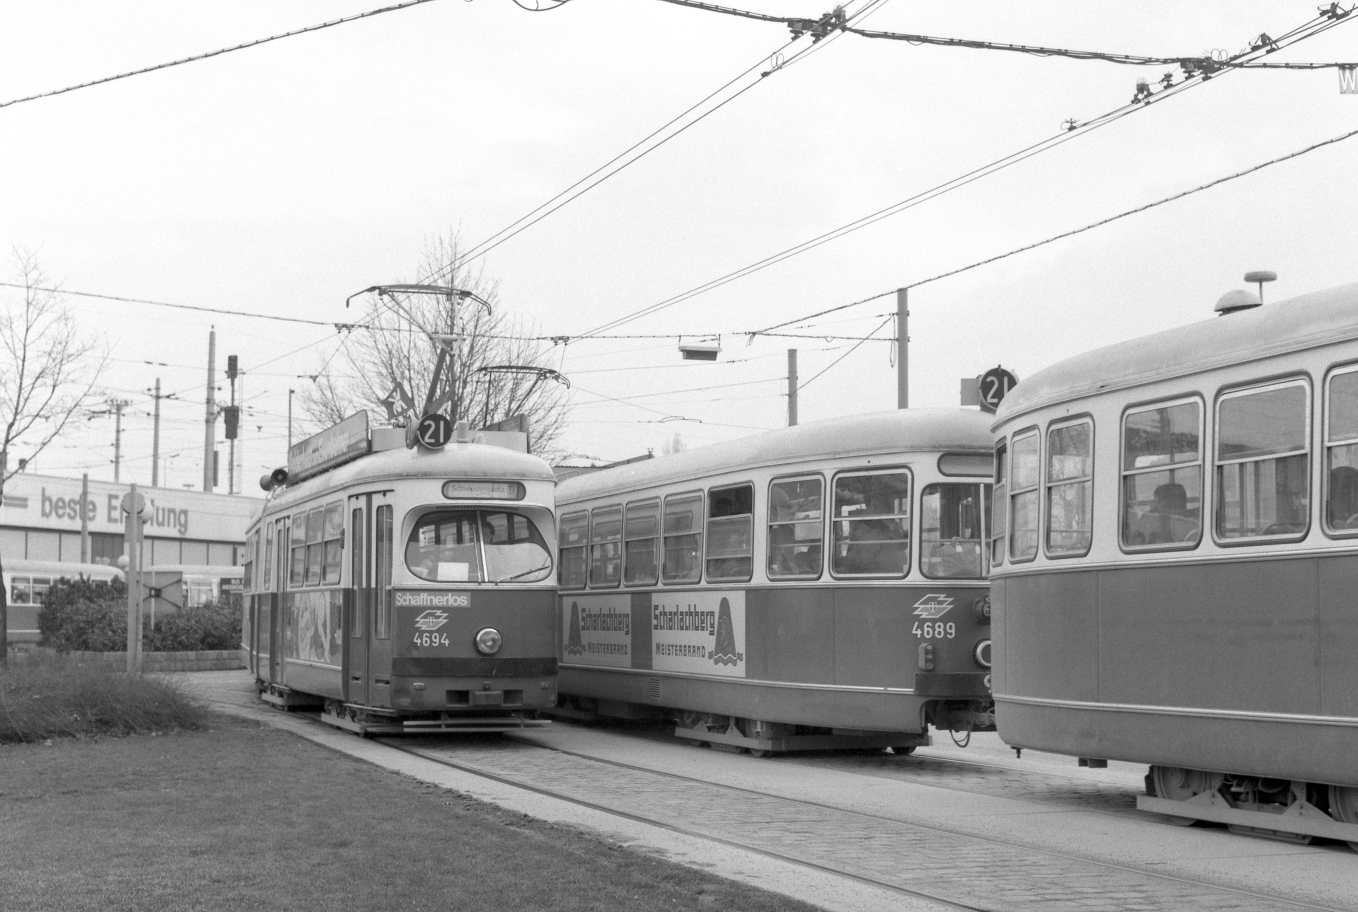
(226, 355), (238, 495)
(787, 349), (799, 427)
(896, 287), (909, 409)
(288, 388), (294, 449)
(150, 378), (163, 487)
(110, 398), (132, 482)
(80, 473), (90, 562)
(203, 327), (216, 492)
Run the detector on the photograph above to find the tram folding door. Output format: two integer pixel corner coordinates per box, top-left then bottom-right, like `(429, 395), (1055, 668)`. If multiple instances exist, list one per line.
(272, 516), (288, 687)
(348, 495), (371, 706)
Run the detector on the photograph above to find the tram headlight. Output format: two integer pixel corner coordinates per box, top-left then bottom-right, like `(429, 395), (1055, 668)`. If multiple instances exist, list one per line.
(474, 627), (503, 656)
(973, 639), (992, 669)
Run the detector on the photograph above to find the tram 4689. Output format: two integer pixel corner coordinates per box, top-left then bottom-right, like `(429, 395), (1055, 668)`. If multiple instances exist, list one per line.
(990, 281), (1358, 849)
(243, 414), (559, 736)
(555, 408), (996, 755)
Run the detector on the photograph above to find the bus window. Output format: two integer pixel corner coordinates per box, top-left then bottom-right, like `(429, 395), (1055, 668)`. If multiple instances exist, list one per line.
(832, 471), (910, 578)
(558, 512), (588, 589)
(1326, 366), (1358, 533)
(624, 500), (660, 586)
(185, 577), (217, 607)
(1009, 431), (1040, 561)
(589, 507), (623, 588)
(990, 442), (1007, 566)
(1122, 400), (1202, 549)
(662, 493), (703, 584)
(375, 505), (392, 639)
(1216, 380), (1310, 540)
(1046, 419), (1094, 557)
(322, 502), (344, 585)
(706, 484), (753, 582)
(921, 484), (986, 579)
(768, 477), (822, 579)
(289, 514), (307, 587)
(10, 577), (33, 606)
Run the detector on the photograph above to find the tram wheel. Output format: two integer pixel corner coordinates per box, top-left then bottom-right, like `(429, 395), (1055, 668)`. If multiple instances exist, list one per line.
(737, 718), (778, 758)
(1328, 785), (1358, 852)
(1149, 766), (1221, 826)
(889, 745), (917, 756)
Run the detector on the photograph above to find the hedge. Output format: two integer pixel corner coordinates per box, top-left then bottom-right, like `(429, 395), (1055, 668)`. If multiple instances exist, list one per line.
(37, 576), (242, 653)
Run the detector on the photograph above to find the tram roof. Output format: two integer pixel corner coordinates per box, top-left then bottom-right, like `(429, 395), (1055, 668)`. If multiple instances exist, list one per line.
(256, 440), (556, 521)
(994, 281), (1358, 426)
(558, 408), (993, 504)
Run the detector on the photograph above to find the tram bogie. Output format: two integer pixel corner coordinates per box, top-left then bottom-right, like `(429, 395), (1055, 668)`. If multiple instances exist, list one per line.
(555, 408), (996, 754)
(990, 281), (1358, 849)
(242, 413), (559, 736)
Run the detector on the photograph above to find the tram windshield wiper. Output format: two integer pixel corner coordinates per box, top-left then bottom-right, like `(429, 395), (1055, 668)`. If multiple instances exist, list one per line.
(493, 563), (551, 583)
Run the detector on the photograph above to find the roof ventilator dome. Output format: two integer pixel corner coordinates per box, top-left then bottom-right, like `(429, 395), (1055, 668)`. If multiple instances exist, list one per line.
(1215, 288), (1263, 316)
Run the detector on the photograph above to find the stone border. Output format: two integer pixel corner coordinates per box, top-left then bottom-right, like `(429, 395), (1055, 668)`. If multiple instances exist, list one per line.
(14, 647), (246, 673)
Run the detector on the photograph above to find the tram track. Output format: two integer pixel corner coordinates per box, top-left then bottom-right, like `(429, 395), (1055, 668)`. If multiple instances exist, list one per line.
(385, 731), (1352, 912)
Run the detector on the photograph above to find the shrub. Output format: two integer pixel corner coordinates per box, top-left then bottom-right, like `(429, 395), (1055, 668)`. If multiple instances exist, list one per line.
(38, 578), (243, 653)
(0, 650), (208, 742)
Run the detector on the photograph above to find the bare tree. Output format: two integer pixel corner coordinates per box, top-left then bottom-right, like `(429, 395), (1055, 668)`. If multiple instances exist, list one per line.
(299, 232), (569, 455)
(0, 249), (106, 662)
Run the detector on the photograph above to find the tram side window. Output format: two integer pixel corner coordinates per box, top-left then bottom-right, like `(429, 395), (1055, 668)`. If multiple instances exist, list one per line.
(322, 502), (344, 585)
(767, 477), (822, 579)
(624, 501), (660, 586)
(589, 507), (623, 588)
(304, 507), (326, 586)
(1325, 367), (1358, 533)
(558, 513), (589, 589)
(662, 493), (703, 584)
(242, 533), (255, 590)
(263, 520), (275, 590)
(832, 471), (910, 577)
(289, 513), (307, 587)
(1009, 432), (1040, 561)
(1122, 400), (1202, 549)
(706, 484), (753, 582)
(921, 484), (987, 579)
(990, 443), (1007, 566)
(1216, 380), (1310, 539)
(375, 505), (392, 639)
(1046, 420), (1094, 556)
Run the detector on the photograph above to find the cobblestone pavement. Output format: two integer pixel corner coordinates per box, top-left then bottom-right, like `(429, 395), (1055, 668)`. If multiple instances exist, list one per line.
(408, 736), (1354, 912)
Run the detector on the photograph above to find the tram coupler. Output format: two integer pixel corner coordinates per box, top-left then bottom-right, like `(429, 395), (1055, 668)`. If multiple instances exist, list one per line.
(928, 700), (995, 734)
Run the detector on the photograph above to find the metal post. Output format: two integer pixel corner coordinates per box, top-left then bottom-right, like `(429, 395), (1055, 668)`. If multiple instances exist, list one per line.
(111, 399), (131, 482)
(236, 373), (244, 496)
(787, 349), (799, 427)
(124, 485), (143, 674)
(203, 327), (216, 492)
(896, 287), (909, 409)
(288, 388), (294, 448)
(80, 474), (90, 562)
(151, 378), (162, 487)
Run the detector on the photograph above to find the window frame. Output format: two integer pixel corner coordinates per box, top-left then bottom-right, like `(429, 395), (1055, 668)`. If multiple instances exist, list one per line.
(1212, 376), (1313, 546)
(661, 491), (704, 585)
(558, 511), (589, 590)
(1007, 428), (1041, 563)
(588, 505), (624, 589)
(829, 467), (913, 580)
(1323, 361), (1358, 538)
(623, 498), (661, 587)
(1043, 416), (1095, 559)
(1119, 395), (1205, 554)
(766, 473), (825, 581)
(705, 483), (754, 583)
(989, 441), (1007, 567)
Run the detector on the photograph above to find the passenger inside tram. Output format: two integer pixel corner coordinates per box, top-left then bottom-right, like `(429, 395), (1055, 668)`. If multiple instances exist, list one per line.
(1130, 482), (1199, 544)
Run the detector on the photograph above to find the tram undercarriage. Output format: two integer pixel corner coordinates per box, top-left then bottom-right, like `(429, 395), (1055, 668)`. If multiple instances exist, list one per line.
(1142, 766), (1358, 851)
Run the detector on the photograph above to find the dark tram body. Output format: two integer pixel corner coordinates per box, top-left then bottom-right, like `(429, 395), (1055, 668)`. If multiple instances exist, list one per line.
(242, 416), (558, 735)
(990, 282), (1358, 848)
(555, 409), (995, 754)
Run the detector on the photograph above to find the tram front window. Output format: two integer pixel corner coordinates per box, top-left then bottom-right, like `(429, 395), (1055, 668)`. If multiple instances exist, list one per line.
(406, 510), (552, 583)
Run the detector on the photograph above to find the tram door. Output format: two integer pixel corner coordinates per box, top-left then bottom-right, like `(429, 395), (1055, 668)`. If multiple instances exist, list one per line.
(347, 495), (371, 706)
(271, 516), (288, 686)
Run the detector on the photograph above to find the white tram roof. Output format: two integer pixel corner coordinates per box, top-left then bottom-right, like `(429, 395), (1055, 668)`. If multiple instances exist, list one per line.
(257, 440), (556, 521)
(995, 281), (1358, 426)
(558, 408), (993, 504)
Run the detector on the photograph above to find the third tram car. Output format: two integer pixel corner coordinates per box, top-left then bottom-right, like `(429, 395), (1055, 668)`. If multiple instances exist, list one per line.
(555, 408), (995, 754)
(989, 281), (1358, 848)
(243, 413), (559, 736)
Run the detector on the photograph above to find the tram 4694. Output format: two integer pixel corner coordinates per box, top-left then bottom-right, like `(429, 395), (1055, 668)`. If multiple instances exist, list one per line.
(555, 408), (996, 755)
(243, 414), (559, 736)
(990, 281), (1358, 849)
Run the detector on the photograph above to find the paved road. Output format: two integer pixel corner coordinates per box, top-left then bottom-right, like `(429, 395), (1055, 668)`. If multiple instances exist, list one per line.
(177, 670), (1358, 912)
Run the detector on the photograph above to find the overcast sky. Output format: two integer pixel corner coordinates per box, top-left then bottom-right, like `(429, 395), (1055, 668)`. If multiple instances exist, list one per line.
(2, 0), (1354, 494)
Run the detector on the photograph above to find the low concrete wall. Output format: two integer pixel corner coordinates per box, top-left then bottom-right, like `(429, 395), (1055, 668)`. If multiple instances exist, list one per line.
(16, 647), (246, 673)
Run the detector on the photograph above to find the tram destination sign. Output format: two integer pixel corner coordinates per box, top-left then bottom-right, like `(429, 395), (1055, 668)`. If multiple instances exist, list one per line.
(288, 411), (371, 484)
